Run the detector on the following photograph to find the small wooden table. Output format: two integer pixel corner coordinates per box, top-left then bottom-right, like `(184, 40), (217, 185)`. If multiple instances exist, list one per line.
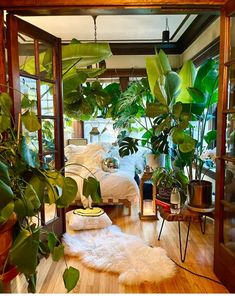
(139, 171), (157, 220)
(157, 206), (212, 262)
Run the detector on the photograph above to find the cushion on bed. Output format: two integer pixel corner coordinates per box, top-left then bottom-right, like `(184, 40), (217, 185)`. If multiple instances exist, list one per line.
(67, 208), (112, 230)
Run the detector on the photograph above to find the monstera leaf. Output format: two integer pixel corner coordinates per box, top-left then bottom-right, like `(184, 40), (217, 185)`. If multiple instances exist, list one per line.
(119, 137), (139, 157)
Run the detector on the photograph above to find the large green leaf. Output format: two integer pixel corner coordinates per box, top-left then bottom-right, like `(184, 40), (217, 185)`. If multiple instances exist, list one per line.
(203, 69), (218, 94)
(151, 132), (169, 154)
(207, 89), (218, 107)
(22, 111), (41, 132)
(20, 136), (35, 167)
(26, 175), (47, 203)
(119, 137), (139, 157)
(63, 266), (80, 293)
(179, 135), (196, 153)
(154, 78), (167, 105)
(83, 176), (102, 203)
(52, 245), (64, 262)
(194, 59), (216, 92)
(63, 67), (106, 96)
(0, 179), (14, 209)
(21, 42), (112, 76)
(172, 129), (185, 144)
(0, 160), (11, 186)
(172, 102), (183, 119)
(177, 60), (196, 103)
(0, 201), (14, 224)
(187, 87), (206, 104)
(61, 43), (112, 72)
(48, 232), (58, 252)
(141, 129), (153, 147)
(158, 49), (171, 75)
(146, 103), (168, 118)
(56, 177), (78, 208)
(0, 92), (12, 115)
(204, 130), (217, 145)
(10, 228), (40, 276)
(146, 56), (160, 97)
(165, 71), (181, 103)
(24, 179), (42, 211)
(0, 114), (11, 133)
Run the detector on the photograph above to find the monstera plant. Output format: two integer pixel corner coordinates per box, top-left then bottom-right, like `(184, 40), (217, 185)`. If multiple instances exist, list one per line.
(0, 92), (101, 292)
(116, 50), (196, 172)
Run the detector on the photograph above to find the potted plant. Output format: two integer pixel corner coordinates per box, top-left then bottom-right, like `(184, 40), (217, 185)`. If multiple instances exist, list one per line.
(143, 50), (218, 210)
(0, 92), (102, 292)
(175, 58), (219, 210)
(152, 167), (189, 205)
(112, 77), (165, 168)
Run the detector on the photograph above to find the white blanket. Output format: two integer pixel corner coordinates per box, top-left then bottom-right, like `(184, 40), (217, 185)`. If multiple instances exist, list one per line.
(64, 143), (141, 207)
(66, 167), (139, 206)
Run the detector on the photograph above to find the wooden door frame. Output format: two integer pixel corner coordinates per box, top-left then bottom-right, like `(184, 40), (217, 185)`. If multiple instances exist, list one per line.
(6, 14), (66, 234)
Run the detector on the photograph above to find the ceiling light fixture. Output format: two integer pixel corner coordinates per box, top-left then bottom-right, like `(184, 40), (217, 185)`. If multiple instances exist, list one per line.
(162, 17), (170, 42)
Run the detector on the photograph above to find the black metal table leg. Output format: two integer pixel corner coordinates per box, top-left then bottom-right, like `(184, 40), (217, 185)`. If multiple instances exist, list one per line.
(200, 215), (207, 234)
(178, 218), (191, 263)
(158, 219), (165, 240)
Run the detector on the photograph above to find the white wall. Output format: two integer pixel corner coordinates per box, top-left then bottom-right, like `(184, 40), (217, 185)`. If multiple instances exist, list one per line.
(180, 18), (220, 64)
(106, 54), (181, 70)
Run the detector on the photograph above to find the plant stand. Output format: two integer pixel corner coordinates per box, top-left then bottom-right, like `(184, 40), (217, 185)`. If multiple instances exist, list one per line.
(157, 206), (212, 262)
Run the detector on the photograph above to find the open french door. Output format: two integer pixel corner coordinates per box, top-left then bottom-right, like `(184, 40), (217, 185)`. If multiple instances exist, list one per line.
(215, 0), (235, 292)
(6, 14), (66, 235)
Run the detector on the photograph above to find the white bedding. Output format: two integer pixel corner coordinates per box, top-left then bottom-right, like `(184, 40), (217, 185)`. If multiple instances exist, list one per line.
(64, 143), (145, 207)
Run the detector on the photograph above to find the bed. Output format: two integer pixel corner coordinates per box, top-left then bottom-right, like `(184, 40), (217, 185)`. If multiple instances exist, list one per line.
(64, 142), (147, 215)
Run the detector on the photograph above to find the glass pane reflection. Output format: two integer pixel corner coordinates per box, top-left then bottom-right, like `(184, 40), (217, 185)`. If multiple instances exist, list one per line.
(18, 33), (35, 75)
(41, 82), (54, 116)
(226, 114), (235, 156)
(39, 42), (53, 80)
(20, 76), (38, 114)
(230, 16), (235, 59)
(227, 64), (235, 109)
(42, 119), (55, 152)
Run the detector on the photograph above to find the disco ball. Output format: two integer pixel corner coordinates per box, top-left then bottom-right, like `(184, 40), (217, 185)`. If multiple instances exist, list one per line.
(102, 157), (120, 173)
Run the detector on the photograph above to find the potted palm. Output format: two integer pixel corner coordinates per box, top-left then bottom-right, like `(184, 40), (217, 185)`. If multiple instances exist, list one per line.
(0, 92), (101, 292)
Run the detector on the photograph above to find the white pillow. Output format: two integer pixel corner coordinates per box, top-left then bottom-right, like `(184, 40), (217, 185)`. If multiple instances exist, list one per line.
(67, 209), (112, 230)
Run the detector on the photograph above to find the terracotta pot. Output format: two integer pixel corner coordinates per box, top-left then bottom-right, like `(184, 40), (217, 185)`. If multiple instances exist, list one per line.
(0, 265), (18, 293)
(0, 213), (17, 273)
(188, 180), (212, 209)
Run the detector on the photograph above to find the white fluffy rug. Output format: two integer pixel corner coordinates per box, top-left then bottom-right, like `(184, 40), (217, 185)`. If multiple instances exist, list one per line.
(63, 225), (176, 285)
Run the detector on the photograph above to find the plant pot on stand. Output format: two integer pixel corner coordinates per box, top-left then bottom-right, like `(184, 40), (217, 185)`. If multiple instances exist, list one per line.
(187, 180), (214, 212)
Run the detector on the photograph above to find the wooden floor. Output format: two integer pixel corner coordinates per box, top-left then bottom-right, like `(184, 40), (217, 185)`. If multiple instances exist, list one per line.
(11, 203), (229, 293)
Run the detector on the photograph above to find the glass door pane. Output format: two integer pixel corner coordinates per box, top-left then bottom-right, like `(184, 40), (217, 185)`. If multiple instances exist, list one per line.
(7, 14), (65, 234)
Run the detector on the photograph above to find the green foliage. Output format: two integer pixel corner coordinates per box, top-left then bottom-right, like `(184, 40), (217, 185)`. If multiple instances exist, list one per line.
(0, 93), (102, 292)
(63, 267), (80, 293)
(152, 167), (189, 204)
(64, 81), (121, 120)
(175, 58), (219, 180)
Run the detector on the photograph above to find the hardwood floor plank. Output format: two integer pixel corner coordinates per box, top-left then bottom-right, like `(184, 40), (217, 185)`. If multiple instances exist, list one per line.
(10, 204), (228, 293)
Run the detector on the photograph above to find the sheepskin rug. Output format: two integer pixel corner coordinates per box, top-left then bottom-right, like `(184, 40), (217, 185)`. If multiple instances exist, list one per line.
(63, 225), (176, 285)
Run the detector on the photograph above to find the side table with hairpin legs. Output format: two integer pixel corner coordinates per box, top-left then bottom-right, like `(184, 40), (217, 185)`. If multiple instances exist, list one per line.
(157, 206), (214, 262)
